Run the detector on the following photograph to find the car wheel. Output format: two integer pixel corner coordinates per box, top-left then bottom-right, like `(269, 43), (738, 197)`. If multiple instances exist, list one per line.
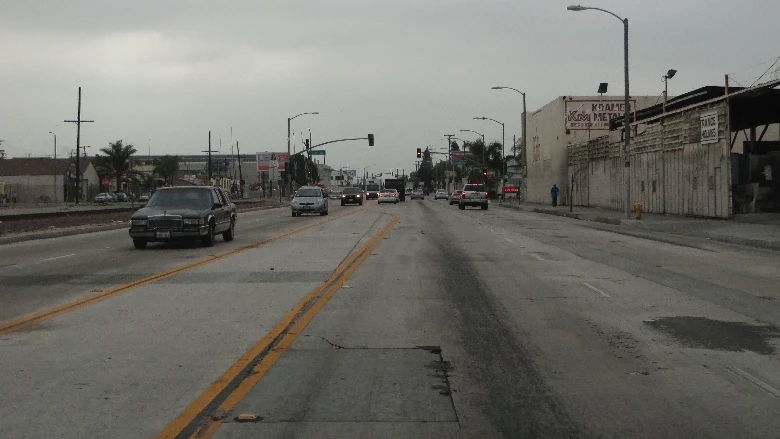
(459, 203), (465, 210)
(341, 202), (345, 206)
(320, 210), (327, 216)
(223, 218), (235, 241)
(133, 239), (147, 249)
(359, 201), (363, 206)
(481, 204), (488, 210)
(202, 222), (216, 247)
(292, 211), (297, 217)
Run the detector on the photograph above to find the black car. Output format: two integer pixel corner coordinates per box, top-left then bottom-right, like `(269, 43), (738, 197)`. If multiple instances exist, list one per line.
(128, 186), (236, 249)
(341, 187), (364, 206)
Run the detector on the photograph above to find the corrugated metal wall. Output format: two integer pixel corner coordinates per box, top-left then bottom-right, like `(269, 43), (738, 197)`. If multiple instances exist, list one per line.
(569, 102), (732, 218)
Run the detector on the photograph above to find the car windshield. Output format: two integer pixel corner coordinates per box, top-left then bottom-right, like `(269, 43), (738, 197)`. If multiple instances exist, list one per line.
(147, 189), (211, 207)
(296, 188), (322, 197)
(343, 188), (361, 194)
(464, 185), (486, 192)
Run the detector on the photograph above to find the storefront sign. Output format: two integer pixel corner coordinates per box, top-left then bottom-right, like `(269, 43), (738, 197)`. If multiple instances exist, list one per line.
(565, 99), (636, 130)
(700, 111), (719, 144)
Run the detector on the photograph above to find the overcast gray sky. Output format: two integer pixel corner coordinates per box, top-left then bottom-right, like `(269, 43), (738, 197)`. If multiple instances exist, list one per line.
(2, 0), (778, 174)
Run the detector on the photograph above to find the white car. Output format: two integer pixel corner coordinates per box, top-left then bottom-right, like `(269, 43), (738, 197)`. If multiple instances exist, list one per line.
(378, 189), (399, 204)
(434, 189), (448, 200)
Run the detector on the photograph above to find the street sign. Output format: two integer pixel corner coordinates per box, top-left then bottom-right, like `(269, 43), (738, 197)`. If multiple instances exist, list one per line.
(506, 172), (514, 178)
(308, 150), (326, 156)
(453, 160), (466, 165)
(503, 186), (517, 193)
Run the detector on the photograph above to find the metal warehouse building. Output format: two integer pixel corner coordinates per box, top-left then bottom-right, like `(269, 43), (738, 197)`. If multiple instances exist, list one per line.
(525, 95), (659, 205)
(567, 79), (780, 218)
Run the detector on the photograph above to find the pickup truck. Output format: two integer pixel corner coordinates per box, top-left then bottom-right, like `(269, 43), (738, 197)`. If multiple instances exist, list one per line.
(458, 183), (489, 210)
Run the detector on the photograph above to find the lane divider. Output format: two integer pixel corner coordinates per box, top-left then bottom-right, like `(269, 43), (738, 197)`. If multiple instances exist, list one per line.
(0, 207), (367, 337)
(156, 214), (400, 439)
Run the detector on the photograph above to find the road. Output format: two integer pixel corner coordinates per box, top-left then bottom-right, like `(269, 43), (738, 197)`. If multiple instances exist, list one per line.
(1, 200), (779, 438)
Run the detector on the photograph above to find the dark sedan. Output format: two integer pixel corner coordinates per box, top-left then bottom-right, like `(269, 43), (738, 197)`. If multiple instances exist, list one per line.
(341, 187), (364, 206)
(128, 186), (236, 249)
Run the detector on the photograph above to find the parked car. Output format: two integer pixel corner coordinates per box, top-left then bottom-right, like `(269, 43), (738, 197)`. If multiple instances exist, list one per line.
(448, 191), (461, 205)
(410, 190), (425, 200)
(378, 189), (399, 204)
(128, 186), (236, 249)
(329, 190), (343, 200)
(459, 183), (489, 210)
(434, 189), (449, 200)
(94, 193), (112, 204)
(139, 192), (152, 202)
(291, 186), (329, 216)
(114, 192), (129, 202)
(341, 187), (364, 206)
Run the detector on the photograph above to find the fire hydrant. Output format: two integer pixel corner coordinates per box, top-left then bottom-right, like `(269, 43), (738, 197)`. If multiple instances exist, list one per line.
(634, 203), (642, 219)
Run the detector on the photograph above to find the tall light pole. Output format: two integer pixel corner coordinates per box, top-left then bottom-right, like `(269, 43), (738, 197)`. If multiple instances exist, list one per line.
(663, 69), (677, 114)
(473, 116), (505, 181)
(491, 86), (527, 200)
(49, 131), (57, 202)
(460, 129), (485, 166)
(287, 112), (319, 194)
(363, 163), (376, 190)
(567, 4), (631, 219)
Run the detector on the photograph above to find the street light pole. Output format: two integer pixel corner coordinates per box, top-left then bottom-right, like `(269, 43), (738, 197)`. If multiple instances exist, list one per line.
(474, 117), (505, 182)
(287, 112), (319, 196)
(460, 129), (485, 167)
(491, 86), (527, 201)
(567, 5), (631, 218)
(49, 132), (57, 202)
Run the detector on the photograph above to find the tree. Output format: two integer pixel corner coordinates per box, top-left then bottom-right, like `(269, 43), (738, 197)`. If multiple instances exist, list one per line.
(95, 140), (137, 191)
(154, 155), (180, 186)
(290, 154), (319, 186)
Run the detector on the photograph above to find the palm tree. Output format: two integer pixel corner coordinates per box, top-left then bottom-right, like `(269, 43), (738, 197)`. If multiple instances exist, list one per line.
(154, 155), (180, 186)
(95, 140), (137, 191)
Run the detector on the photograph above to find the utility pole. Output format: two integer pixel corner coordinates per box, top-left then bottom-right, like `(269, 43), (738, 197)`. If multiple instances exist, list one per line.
(236, 141), (244, 199)
(64, 87), (94, 204)
(202, 131), (213, 184)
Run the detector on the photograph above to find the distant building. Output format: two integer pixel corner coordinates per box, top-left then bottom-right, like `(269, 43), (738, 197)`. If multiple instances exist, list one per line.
(0, 157), (98, 203)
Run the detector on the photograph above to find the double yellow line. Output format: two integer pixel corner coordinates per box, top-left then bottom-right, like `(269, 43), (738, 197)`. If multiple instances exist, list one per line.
(157, 214), (400, 439)
(0, 208), (366, 337)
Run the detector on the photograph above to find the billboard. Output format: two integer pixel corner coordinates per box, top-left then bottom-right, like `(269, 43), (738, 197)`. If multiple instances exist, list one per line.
(340, 169), (357, 177)
(564, 99), (637, 130)
(451, 151), (472, 165)
(256, 152), (289, 171)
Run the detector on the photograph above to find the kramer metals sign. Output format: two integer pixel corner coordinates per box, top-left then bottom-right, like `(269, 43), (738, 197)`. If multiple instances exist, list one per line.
(565, 99), (637, 130)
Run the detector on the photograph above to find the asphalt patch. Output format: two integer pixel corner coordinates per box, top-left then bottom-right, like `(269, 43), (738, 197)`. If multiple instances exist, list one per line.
(645, 316), (780, 355)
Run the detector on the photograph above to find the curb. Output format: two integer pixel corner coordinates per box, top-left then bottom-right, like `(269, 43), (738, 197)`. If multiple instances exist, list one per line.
(500, 203), (780, 252)
(0, 203), (289, 246)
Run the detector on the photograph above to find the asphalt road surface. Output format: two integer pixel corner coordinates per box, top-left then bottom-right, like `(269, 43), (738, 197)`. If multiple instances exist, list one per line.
(1, 200), (779, 438)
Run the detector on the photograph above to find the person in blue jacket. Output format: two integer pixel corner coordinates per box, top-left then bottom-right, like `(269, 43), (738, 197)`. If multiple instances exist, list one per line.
(551, 184), (559, 207)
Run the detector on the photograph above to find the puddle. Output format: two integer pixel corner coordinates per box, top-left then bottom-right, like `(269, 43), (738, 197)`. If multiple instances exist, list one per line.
(645, 316), (780, 355)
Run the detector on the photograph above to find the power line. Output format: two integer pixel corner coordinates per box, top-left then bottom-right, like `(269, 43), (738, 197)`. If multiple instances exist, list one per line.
(750, 54), (780, 87)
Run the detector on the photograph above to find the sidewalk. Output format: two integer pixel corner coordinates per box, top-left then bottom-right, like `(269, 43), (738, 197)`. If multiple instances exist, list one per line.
(499, 200), (780, 251)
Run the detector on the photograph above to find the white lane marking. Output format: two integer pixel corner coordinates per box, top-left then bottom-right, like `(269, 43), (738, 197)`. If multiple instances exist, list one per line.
(530, 253), (546, 261)
(41, 254), (76, 262)
(583, 282), (612, 298)
(725, 366), (780, 398)
(505, 238), (514, 244)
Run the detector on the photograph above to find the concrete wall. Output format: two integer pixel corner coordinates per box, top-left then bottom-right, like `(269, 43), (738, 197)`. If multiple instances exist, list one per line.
(527, 95), (659, 205)
(569, 101), (732, 218)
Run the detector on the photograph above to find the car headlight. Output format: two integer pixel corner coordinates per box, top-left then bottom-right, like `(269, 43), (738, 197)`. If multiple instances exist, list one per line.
(341, 194), (346, 198)
(356, 194), (361, 198)
(183, 218), (201, 225)
(131, 219), (148, 226)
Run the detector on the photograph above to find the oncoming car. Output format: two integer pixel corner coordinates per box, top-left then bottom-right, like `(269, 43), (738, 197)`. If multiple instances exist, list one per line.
(378, 189), (399, 204)
(128, 186), (236, 249)
(341, 187), (364, 206)
(291, 186), (329, 216)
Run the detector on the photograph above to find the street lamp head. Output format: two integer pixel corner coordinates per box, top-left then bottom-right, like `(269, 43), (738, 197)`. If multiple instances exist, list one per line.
(459, 129), (469, 132)
(665, 69), (677, 79)
(474, 117), (486, 120)
(311, 112), (320, 115)
(567, 5), (588, 11)
(491, 86), (505, 90)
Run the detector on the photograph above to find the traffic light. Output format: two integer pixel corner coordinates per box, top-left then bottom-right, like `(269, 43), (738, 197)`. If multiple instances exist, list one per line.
(368, 134), (374, 146)
(416, 148), (421, 158)
(482, 168), (488, 178)
(304, 139), (310, 148)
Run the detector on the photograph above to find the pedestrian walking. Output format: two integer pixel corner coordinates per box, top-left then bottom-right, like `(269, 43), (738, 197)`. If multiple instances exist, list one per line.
(551, 184), (559, 207)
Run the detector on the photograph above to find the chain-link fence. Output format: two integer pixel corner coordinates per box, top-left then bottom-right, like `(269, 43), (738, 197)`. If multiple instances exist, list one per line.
(0, 182), (100, 207)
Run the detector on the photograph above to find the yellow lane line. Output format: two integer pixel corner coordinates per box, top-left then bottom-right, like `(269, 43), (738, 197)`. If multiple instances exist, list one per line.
(156, 215), (399, 439)
(0, 207), (367, 337)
